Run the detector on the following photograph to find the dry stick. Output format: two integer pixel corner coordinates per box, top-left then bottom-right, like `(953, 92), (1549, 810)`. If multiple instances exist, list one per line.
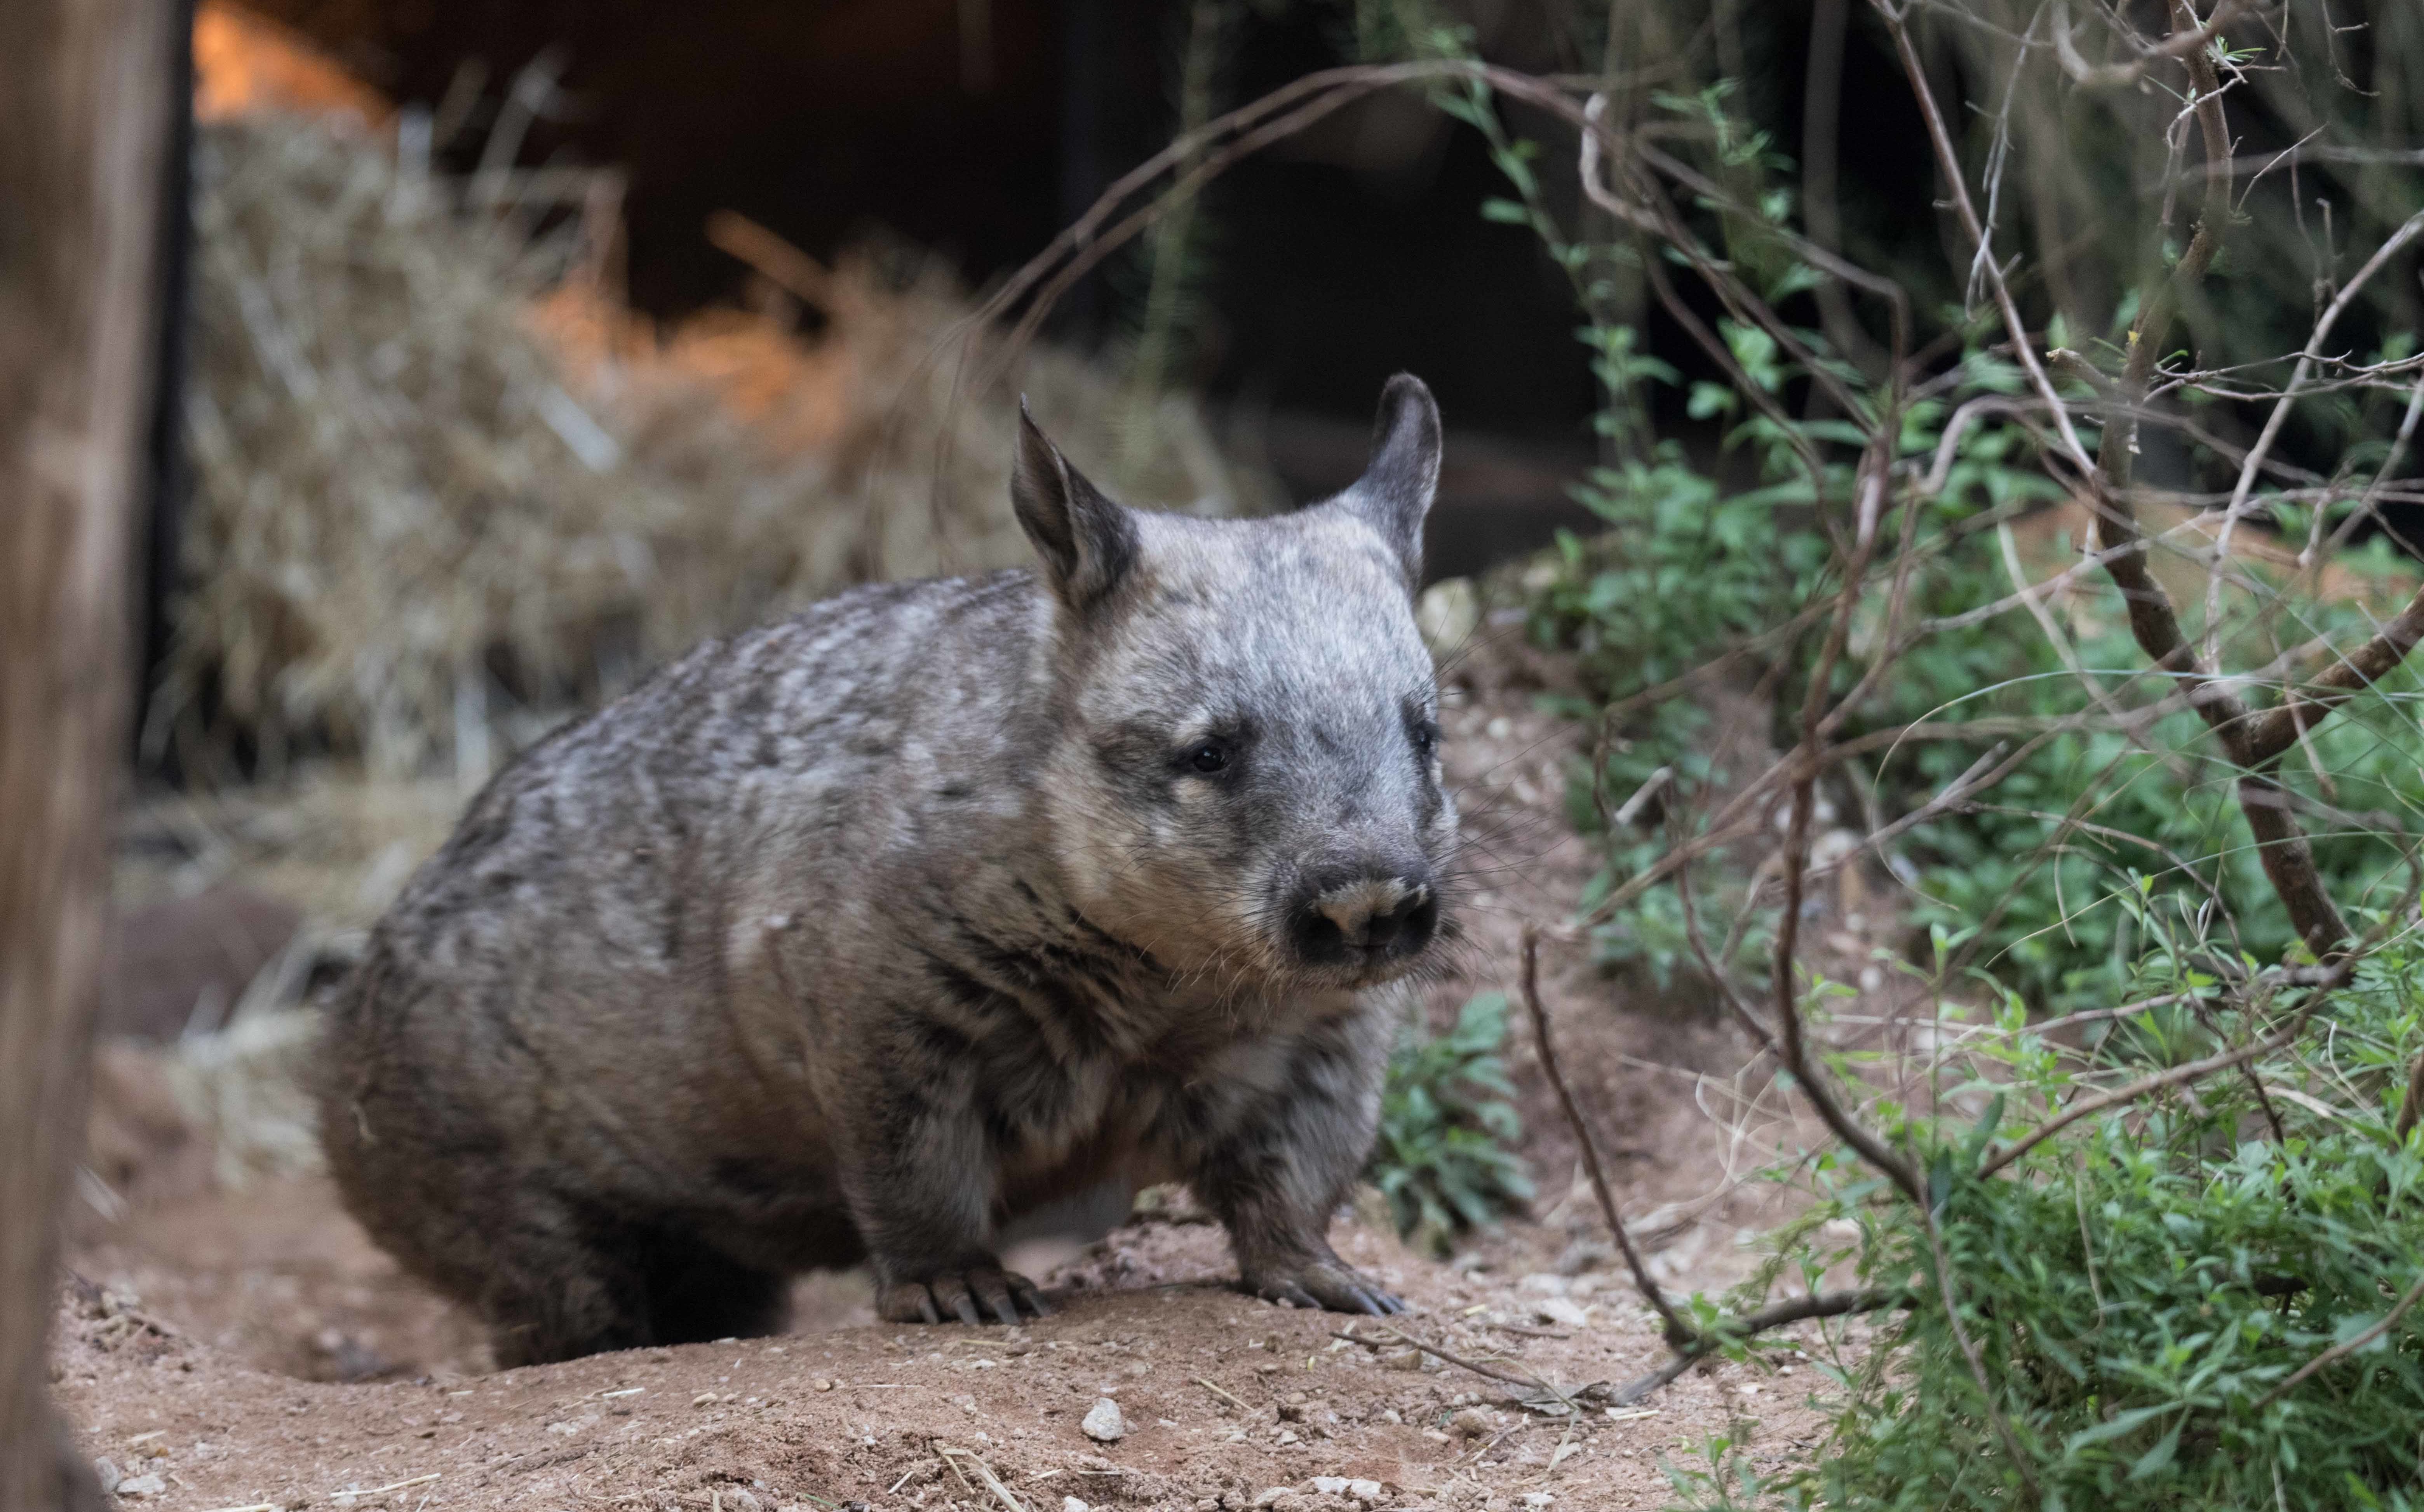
(1519, 926), (1696, 1349)
(1773, 457), (1929, 1207)
(1994, 518), (2196, 785)
(1195, 1376), (1249, 1413)
(2245, 573), (2424, 765)
(2396, 1054), (2424, 1144)
(704, 211), (834, 309)
(1674, 825), (1784, 1058)
(1978, 1007), (2318, 1178)
(2048, 0), (2252, 88)
(937, 1446), (1030, 1512)
(1334, 1322), (1571, 1407)
(2205, 210), (2424, 663)
(2255, 1266), (2424, 1411)
(1607, 1289), (1909, 1406)
(2312, 362), (2424, 570)
(1888, 0), (2355, 961)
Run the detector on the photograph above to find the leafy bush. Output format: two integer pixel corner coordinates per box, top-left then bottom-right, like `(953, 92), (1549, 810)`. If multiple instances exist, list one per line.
(1660, 927), (2424, 1511)
(1344, 9), (2424, 1511)
(1367, 992), (1534, 1252)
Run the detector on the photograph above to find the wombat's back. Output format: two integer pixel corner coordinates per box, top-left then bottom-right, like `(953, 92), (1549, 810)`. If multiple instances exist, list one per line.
(316, 569), (1052, 1307)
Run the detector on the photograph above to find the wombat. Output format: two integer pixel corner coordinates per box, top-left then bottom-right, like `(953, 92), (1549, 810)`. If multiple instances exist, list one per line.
(318, 375), (1458, 1366)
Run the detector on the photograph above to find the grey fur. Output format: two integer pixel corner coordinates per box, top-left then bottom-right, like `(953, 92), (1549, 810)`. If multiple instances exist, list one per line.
(317, 374), (1457, 1364)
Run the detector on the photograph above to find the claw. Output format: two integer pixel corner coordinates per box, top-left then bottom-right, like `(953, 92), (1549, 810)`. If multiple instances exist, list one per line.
(970, 1268), (1021, 1327)
(1010, 1275), (1053, 1318)
(918, 1290), (941, 1326)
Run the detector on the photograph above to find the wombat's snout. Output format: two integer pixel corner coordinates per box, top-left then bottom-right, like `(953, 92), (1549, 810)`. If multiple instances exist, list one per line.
(1287, 864), (1440, 970)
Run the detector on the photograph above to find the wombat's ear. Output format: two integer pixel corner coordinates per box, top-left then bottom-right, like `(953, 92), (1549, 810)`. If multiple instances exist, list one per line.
(1339, 372), (1442, 591)
(1013, 399), (1139, 613)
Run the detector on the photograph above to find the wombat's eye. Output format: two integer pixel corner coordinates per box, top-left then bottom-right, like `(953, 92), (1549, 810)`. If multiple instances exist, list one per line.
(1188, 741), (1231, 775)
(1412, 719), (1440, 757)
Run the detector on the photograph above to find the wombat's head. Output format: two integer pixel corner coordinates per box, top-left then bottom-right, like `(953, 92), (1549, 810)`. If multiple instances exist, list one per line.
(1017, 374), (1456, 994)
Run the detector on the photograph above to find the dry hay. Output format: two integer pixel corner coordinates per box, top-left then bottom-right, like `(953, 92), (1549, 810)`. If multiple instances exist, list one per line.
(161, 111), (1276, 779)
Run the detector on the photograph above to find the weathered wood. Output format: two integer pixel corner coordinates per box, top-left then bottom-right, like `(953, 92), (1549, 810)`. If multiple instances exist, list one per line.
(0, 0), (176, 1504)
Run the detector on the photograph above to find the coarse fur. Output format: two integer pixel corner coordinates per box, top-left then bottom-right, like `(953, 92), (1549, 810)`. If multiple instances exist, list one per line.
(318, 376), (1457, 1365)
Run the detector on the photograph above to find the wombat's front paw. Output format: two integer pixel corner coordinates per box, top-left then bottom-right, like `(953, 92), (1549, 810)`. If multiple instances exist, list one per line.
(1244, 1258), (1405, 1316)
(877, 1261), (1053, 1325)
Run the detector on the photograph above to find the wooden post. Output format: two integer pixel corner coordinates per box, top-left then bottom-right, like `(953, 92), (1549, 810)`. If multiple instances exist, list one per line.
(0, 0), (176, 1505)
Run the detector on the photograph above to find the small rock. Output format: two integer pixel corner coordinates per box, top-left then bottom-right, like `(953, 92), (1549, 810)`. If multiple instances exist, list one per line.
(116, 1474), (166, 1499)
(1348, 1482), (1384, 1504)
(1062, 1499), (1090, 1512)
(1274, 1428), (1299, 1445)
(813, 1378), (834, 1391)
(725, 1493), (763, 1512)
(1082, 1397), (1127, 1442)
(1279, 1393), (1310, 1422)
(91, 1460), (120, 1495)
(1379, 1347), (1424, 1372)
(1534, 1297), (1590, 1329)
(1554, 1240), (1613, 1276)
(1520, 1495), (1555, 1509)
(1420, 1428), (1451, 1444)
(1450, 1406), (1495, 1438)
(1310, 1478), (1350, 1495)
(692, 1391), (717, 1407)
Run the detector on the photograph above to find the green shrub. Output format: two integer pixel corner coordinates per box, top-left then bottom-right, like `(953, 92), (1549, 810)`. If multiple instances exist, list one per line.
(1660, 929), (2424, 1511)
(1368, 992), (1534, 1252)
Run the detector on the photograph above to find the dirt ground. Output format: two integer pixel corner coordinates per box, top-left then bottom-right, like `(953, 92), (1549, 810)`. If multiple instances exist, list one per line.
(57, 619), (1853, 1511)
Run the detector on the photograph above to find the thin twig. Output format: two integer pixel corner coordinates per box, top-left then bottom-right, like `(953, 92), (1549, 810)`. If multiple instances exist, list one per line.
(1979, 1006), (2319, 1178)
(2255, 1267), (2424, 1410)
(1520, 925), (1697, 1348)
(1608, 1289), (1908, 1405)
(1195, 1377), (1249, 1412)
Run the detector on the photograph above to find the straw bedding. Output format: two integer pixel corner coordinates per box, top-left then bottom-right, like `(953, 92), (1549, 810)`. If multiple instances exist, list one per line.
(161, 112), (1271, 779)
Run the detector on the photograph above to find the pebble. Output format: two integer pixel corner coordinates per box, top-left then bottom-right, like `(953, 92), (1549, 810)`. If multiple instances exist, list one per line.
(1081, 1397), (1127, 1442)
(115, 1474), (166, 1499)
(1062, 1500), (1090, 1512)
(1534, 1297), (1590, 1329)
(812, 1378), (834, 1391)
(1450, 1406), (1496, 1438)
(692, 1392), (718, 1407)
(1309, 1477), (1384, 1503)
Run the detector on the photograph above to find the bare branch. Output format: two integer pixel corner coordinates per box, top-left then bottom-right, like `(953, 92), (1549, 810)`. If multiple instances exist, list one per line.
(2050, 0), (2254, 89)
(1520, 926), (1698, 1350)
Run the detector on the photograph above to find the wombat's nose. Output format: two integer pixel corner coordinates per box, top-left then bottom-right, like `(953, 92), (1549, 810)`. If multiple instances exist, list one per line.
(1288, 866), (1439, 967)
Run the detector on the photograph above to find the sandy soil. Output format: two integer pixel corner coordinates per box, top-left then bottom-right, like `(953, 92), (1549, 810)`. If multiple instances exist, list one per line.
(57, 620), (1854, 1510)
(57, 1203), (1840, 1512)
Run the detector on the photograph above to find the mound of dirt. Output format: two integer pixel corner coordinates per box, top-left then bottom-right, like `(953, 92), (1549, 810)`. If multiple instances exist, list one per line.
(59, 1201), (1841, 1512)
(62, 627), (1853, 1508)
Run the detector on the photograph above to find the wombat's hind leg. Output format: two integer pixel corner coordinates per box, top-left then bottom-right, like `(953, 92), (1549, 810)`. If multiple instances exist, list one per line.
(638, 1229), (792, 1344)
(476, 1206), (656, 1368)
(473, 1204), (786, 1364)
